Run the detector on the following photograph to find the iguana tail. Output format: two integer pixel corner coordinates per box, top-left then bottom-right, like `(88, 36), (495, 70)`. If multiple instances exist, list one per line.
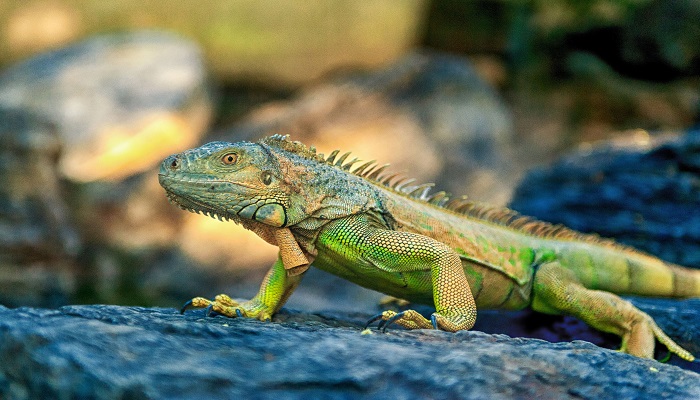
(614, 255), (700, 298)
(662, 262), (700, 298)
(562, 246), (700, 298)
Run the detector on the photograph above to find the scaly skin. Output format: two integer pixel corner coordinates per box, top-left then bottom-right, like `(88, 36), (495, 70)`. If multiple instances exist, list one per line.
(159, 135), (700, 361)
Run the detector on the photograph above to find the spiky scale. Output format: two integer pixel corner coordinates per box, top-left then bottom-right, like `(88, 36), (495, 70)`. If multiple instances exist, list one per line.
(326, 150), (340, 164)
(393, 178), (416, 192)
(379, 172), (402, 186)
(367, 164), (390, 180)
(427, 191), (448, 205)
(407, 183), (434, 198)
(335, 152), (351, 166)
(342, 157), (361, 171)
(354, 160), (376, 176)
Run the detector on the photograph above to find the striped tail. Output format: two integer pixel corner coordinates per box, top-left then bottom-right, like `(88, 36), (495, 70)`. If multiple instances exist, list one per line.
(613, 254), (700, 298)
(667, 263), (700, 298)
(563, 245), (700, 298)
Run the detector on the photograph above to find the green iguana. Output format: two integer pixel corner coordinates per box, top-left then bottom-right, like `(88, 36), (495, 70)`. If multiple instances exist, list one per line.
(158, 134), (699, 361)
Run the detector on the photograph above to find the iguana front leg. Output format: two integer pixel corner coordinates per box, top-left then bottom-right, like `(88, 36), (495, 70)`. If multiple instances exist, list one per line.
(181, 228), (308, 320)
(323, 217), (477, 332)
(182, 255), (304, 320)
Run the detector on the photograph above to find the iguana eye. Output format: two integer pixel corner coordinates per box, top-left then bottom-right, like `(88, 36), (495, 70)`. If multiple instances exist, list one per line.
(261, 171), (272, 185)
(222, 153), (238, 165)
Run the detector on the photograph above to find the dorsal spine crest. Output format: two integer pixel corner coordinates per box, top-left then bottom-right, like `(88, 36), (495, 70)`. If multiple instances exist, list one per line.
(257, 135), (638, 251)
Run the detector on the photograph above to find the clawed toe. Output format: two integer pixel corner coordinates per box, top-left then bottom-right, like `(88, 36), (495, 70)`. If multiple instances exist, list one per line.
(364, 311), (402, 332)
(179, 299), (194, 314)
(381, 311), (407, 332)
(178, 294), (271, 320)
(363, 309), (436, 331)
(364, 313), (386, 329)
(179, 296), (227, 317)
(180, 297), (213, 314)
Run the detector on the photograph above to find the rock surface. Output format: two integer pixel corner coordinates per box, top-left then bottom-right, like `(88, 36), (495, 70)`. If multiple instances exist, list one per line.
(0, 304), (698, 399)
(510, 130), (700, 268)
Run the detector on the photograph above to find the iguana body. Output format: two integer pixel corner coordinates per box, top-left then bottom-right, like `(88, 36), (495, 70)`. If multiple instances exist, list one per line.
(158, 135), (700, 361)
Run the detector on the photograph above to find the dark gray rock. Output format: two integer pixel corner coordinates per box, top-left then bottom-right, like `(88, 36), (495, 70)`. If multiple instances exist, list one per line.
(510, 130), (700, 268)
(0, 305), (698, 399)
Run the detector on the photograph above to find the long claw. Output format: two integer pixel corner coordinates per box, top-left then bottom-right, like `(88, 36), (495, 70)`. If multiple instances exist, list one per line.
(204, 304), (214, 317)
(382, 311), (406, 333)
(364, 313), (385, 329)
(180, 299), (194, 314)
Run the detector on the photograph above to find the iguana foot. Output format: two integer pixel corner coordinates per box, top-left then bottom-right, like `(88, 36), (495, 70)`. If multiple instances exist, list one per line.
(365, 309), (474, 332)
(618, 312), (695, 362)
(366, 310), (433, 331)
(180, 294), (273, 321)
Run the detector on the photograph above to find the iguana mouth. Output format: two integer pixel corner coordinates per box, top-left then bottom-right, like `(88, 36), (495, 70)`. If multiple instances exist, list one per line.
(157, 173), (259, 190)
(162, 187), (239, 223)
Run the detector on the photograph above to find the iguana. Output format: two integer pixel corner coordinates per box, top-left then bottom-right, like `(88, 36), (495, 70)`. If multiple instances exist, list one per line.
(158, 134), (699, 361)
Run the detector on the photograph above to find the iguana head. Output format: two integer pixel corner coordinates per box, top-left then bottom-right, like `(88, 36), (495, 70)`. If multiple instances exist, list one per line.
(159, 140), (292, 227)
(160, 135), (389, 229)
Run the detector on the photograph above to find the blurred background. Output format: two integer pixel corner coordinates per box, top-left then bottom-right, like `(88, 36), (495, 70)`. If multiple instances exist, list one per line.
(0, 0), (698, 311)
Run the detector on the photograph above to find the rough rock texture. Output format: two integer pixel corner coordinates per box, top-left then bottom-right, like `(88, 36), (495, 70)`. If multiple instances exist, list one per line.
(0, 108), (78, 307)
(0, 31), (212, 182)
(510, 130), (700, 268)
(0, 304), (698, 399)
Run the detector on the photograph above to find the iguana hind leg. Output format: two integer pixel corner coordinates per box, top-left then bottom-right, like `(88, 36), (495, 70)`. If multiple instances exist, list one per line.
(532, 261), (695, 361)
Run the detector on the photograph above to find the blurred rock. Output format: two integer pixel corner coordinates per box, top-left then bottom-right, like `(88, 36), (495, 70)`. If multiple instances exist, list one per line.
(218, 51), (516, 204)
(0, 31), (215, 307)
(564, 52), (698, 135)
(0, 108), (78, 307)
(0, 305), (698, 399)
(422, 1), (700, 156)
(559, 0), (700, 81)
(0, 0), (427, 86)
(510, 130), (700, 268)
(0, 31), (212, 182)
